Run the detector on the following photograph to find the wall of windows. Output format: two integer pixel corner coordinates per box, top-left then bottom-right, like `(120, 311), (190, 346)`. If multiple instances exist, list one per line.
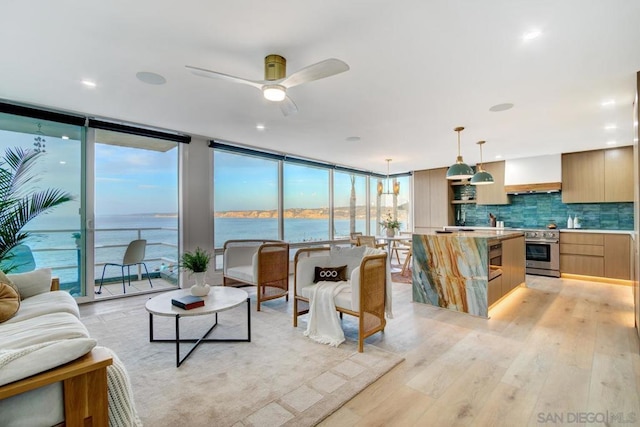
(212, 145), (412, 246)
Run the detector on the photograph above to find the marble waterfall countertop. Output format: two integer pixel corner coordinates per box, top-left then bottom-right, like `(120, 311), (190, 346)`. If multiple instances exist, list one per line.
(412, 230), (524, 318)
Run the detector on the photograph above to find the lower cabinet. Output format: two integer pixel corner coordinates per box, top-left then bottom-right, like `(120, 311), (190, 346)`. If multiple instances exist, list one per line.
(560, 232), (630, 280)
(501, 236), (525, 292)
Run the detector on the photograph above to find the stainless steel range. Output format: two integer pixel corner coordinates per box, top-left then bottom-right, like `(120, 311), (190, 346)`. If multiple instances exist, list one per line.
(523, 229), (560, 277)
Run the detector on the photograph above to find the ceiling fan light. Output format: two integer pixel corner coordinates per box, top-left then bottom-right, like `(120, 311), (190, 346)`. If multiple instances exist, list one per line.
(263, 85), (286, 102)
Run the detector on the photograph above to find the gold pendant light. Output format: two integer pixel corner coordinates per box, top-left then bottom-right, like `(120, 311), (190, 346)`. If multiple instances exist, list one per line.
(378, 159), (400, 196)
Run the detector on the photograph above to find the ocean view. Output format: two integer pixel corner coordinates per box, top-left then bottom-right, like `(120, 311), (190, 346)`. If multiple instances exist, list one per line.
(22, 214), (392, 291)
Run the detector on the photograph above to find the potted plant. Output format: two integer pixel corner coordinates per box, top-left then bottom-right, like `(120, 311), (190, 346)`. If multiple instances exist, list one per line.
(180, 247), (212, 296)
(380, 213), (401, 237)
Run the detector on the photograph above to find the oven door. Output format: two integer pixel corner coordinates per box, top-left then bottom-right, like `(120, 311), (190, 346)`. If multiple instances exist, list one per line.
(525, 241), (559, 270)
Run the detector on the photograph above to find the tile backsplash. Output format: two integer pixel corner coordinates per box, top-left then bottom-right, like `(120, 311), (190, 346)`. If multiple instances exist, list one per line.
(454, 191), (633, 230)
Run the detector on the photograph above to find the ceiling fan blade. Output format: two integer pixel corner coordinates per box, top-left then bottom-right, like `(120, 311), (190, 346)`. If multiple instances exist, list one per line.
(185, 65), (264, 90)
(280, 95), (299, 116)
(281, 58), (349, 89)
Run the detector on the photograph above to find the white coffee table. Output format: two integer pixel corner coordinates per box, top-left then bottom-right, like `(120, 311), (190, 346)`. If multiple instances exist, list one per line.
(145, 287), (250, 367)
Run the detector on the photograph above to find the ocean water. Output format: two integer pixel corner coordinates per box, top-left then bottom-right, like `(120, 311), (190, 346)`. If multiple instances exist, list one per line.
(19, 215), (373, 293)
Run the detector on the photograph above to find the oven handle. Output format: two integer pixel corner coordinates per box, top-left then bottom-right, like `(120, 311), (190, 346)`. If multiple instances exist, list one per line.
(526, 239), (559, 244)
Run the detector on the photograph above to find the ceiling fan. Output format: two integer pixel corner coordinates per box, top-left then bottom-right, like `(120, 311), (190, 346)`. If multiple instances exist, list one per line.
(186, 54), (349, 116)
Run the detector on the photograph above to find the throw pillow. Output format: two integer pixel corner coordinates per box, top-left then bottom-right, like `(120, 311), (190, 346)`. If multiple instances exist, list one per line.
(329, 245), (366, 277)
(0, 282), (20, 323)
(0, 270), (20, 298)
(314, 265), (347, 283)
(7, 268), (52, 300)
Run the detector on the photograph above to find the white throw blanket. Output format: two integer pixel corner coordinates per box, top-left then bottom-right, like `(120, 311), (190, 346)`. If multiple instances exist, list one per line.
(304, 281), (349, 347)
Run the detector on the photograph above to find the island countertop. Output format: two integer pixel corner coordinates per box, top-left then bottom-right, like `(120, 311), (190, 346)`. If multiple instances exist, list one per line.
(412, 229), (526, 318)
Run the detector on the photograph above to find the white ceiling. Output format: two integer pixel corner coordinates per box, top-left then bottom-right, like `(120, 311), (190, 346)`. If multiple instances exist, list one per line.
(2, 1), (639, 175)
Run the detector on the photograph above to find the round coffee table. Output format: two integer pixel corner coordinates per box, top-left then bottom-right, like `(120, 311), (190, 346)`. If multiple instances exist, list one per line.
(145, 287), (250, 367)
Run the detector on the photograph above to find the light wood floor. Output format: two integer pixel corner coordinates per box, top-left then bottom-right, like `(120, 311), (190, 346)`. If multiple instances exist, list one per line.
(320, 275), (640, 427)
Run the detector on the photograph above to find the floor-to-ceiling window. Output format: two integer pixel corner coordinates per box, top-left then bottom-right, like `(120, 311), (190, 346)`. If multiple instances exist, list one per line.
(0, 112), (85, 295)
(370, 174), (411, 234)
(92, 128), (180, 297)
(213, 150), (279, 248)
(283, 163), (330, 243)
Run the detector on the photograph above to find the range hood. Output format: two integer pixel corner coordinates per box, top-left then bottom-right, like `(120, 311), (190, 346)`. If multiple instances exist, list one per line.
(504, 154), (562, 194)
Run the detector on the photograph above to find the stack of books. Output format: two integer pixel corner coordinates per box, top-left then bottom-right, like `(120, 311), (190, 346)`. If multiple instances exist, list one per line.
(171, 295), (205, 310)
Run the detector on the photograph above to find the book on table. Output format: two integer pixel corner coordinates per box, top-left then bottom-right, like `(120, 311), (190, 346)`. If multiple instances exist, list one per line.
(171, 295), (205, 310)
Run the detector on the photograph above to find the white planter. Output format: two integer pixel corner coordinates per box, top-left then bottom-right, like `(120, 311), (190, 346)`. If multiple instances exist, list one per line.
(190, 272), (210, 296)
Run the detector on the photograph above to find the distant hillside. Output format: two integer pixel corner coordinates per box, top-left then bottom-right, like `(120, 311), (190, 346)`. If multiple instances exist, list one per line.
(215, 205), (407, 220)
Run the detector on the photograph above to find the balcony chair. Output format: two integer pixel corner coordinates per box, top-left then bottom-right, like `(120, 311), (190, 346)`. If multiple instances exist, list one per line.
(96, 239), (152, 294)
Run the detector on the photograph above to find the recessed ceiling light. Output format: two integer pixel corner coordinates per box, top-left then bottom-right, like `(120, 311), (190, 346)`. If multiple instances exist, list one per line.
(495, 154), (503, 159)
(59, 161), (66, 165)
(601, 99), (615, 107)
(81, 79), (96, 88)
(606, 140), (617, 145)
(61, 135), (69, 140)
(256, 124), (265, 131)
(136, 71), (166, 85)
(345, 136), (361, 142)
(604, 124), (617, 130)
(634, 120), (638, 127)
(522, 30), (542, 41)
(635, 137), (639, 142)
(489, 103), (514, 112)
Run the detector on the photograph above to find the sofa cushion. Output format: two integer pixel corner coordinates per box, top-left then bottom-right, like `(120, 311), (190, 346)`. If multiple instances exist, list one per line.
(225, 265), (256, 285)
(7, 268), (52, 300)
(0, 312), (90, 350)
(0, 337), (97, 387)
(3, 290), (80, 324)
(329, 246), (366, 277)
(0, 282), (20, 323)
(300, 284), (352, 311)
(313, 265), (347, 283)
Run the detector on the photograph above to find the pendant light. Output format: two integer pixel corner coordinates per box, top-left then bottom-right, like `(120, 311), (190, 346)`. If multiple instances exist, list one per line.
(378, 159), (400, 196)
(470, 140), (494, 185)
(446, 126), (474, 180)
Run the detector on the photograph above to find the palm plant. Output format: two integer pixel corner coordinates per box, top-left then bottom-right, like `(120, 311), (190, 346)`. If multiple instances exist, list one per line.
(180, 247), (211, 273)
(0, 147), (73, 272)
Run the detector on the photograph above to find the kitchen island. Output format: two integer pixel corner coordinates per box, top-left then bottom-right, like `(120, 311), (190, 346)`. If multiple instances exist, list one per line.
(412, 229), (525, 317)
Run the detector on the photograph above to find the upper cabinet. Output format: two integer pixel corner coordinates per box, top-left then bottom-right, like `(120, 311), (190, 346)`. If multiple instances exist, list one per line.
(413, 167), (453, 228)
(562, 146), (633, 203)
(475, 161), (510, 205)
(604, 147), (634, 202)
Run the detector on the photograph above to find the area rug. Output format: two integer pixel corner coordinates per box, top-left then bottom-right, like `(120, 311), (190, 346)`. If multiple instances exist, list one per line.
(80, 290), (403, 427)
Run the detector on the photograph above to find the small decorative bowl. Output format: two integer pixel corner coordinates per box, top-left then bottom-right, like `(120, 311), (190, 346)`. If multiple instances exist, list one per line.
(461, 196), (470, 201)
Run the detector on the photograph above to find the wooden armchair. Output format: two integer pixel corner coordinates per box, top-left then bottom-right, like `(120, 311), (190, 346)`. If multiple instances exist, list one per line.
(293, 247), (388, 352)
(223, 239), (289, 311)
(356, 235), (386, 250)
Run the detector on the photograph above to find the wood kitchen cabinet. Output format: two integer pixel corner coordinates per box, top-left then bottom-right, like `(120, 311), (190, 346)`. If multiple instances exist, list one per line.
(562, 146), (633, 203)
(500, 235), (525, 294)
(560, 232), (630, 280)
(413, 167), (453, 228)
(475, 160), (510, 205)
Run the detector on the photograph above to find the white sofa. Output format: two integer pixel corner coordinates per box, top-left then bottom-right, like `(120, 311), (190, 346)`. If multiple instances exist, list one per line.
(223, 239), (289, 311)
(0, 268), (139, 427)
(293, 246), (393, 352)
